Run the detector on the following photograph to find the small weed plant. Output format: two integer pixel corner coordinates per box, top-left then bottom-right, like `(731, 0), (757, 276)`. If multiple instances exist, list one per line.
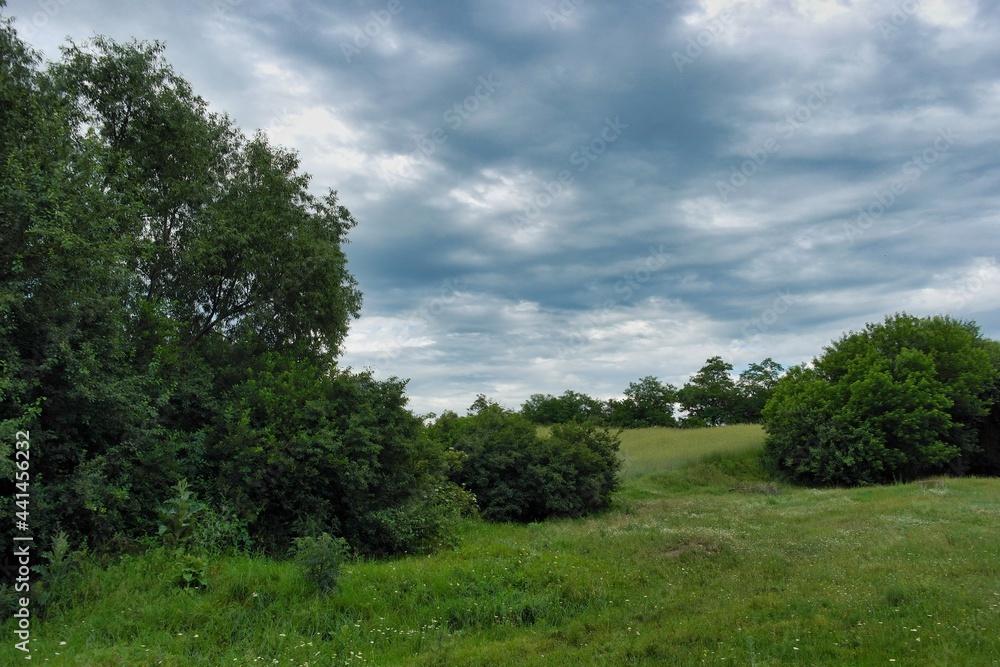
(293, 533), (350, 593)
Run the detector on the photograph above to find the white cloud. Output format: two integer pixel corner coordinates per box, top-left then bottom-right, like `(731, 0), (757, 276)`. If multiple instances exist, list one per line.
(7, 0), (999, 414)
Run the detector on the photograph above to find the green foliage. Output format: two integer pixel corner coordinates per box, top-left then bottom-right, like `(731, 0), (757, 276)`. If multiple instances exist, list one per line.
(0, 22), (467, 563)
(543, 421), (622, 514)
(605, 376), (678, 428)
(733, 358), (784, 423)
(31, 530), (87, 616)
(51, 36), (362, 355)
(2, 11), (156, 551)
(211, 359), (471, 555)
(13, 426), (1000, 665)
(441, 399), (621, 522)
(153, 478), (250, 555)
(763, 314), (1000, 485)
(679, 356), (737, 426)
(157, 479), (204, 551)
(521, 378), (679, 429)
(156, 480), (214, 590)
(362, 482), (478, 556)
(175, 552), (209, 590)
(292, 533), (350, 593)
(520, 390), (604, 424)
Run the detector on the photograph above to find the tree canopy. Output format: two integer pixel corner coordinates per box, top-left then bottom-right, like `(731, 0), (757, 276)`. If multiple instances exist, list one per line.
(762, 314), (1000, 485)
(677, 356), (737, 427)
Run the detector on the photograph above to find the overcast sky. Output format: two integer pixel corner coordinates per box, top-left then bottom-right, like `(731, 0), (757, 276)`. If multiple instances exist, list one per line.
(6, 0), (999, 415)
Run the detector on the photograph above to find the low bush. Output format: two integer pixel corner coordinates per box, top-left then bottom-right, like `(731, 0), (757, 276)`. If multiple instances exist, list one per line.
(434, 399), (621, 522)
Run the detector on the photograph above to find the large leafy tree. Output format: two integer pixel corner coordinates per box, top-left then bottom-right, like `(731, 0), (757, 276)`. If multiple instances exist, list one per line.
(51, 37), (361, 356)
(678, 356), (737, 426)
(2, 20), (463, 558)
(605, 376), (678, 428)
(762, 314), (1000, 485)
(732, 358), (784, 423)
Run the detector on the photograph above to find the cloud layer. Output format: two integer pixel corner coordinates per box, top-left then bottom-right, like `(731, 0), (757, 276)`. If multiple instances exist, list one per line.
(8, 0), (1000, 414)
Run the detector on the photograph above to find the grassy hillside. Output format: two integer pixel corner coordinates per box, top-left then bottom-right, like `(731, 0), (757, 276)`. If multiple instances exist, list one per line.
(10, 428), (1000, 665)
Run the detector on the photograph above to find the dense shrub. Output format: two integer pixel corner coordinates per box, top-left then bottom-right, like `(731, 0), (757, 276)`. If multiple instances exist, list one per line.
(0, 23), (465, 563)
(437, 399), (621, 522)
(208, 357), (474, 555)
(762, 314), (1000, 485)
(541, 421), (622, 515)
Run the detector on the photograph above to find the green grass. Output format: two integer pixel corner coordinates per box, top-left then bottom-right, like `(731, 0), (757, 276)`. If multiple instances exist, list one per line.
(617, 424), (767, 478)
(12, 428), (1000, 665)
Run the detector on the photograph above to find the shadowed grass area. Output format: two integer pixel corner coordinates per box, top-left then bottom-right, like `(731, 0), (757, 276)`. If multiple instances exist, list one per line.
(15, 428), (1000, 665)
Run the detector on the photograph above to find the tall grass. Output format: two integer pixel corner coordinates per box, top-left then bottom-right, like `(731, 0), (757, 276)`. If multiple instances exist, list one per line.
(12, 427), (1000, 665)
(617, 423), (766, 478)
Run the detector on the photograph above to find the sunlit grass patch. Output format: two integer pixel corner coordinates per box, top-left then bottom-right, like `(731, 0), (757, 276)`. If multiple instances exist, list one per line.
(617, 423), (766, 478)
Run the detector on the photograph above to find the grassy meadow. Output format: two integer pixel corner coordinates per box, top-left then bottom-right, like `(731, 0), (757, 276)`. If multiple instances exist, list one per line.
(11, 426), (1000, 665)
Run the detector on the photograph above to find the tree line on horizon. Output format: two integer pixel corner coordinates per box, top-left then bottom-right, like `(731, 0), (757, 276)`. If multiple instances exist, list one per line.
(518, 357), (785, 428)
(517, 314), (1000, 486)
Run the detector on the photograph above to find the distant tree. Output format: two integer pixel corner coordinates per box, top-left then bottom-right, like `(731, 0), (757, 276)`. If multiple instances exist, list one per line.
(732, 358), (785, 423)
(605, 376), (678, 428)
(762, 314), (1000, 485)
(520, 390), (604, 424)
(678, 357), (737, 426)
(521, 394), (560, 423)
